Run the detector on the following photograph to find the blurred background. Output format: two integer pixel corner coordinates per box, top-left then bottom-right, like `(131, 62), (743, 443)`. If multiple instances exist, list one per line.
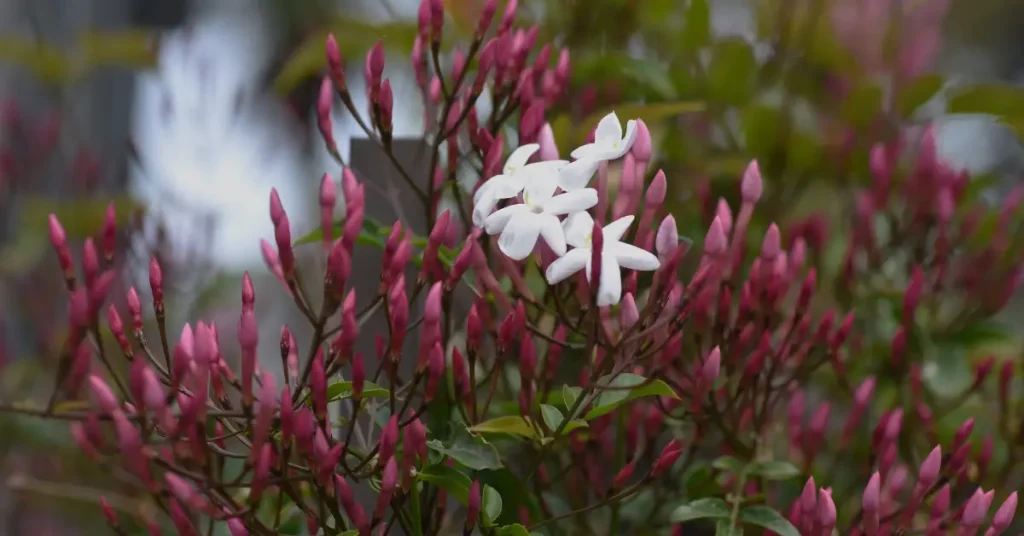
(0, 0), (1023, 533)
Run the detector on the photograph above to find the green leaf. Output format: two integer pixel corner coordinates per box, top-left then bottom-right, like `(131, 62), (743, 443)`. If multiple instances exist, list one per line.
(539, 404), (564, 431)
(295, 216), (388, 247)
(494, 524), (530, 536)
(585, 374), (679, 420)
(749, 460), (801, 481)
(948, 83), (1024, 117)
(707, 38), (757, 105)
(274, 20), (419, 94)
(670, 498), (731, 523)
(418, 463), (472, 504)
(742, 105), (783, 157)
(739, 505), (800, 536)
(897, 74), (944, 117)
(933, 320), (1016, 347)
(842, 82), (885, 128)
(321, 380), (389, 404)
(22, 196), (140, 241)
(470, 416), (539, 440)
(482, 485), (503, 527)
(562, 385), (582, 409)
(339, 531), (360, 536)
(711, 455), (744, 474)
(427, 423), (503, 471)
(683, 0), (711, 50)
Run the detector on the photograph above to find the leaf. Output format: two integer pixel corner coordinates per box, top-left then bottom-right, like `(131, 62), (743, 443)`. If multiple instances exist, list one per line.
(748, 460), (801, 481)
(418, 463), (472, 504)
(295, 216), (386, 247)
(322, 380), (389, 403)
(339, 531), (360, 536)
(711, 455), (744, 474)
(933, 319), (1016, 347)
(539, 404), (564, 431)
(742, 105), (783, 157)
(683, 0), (711, 50)
(494, 524), (530, 536)
(274, 20), (419, 94)
(562, 385), (582, 409)
(585, 374), (679, 420)
(482, 485), (503, 527)
(470, 416), (539, 440)
(575, 102), (705, 145)
(670, 498), (731, 523)
(739, 505), (800, 536)
(948, 83), (1024, 118)
(842, 82), (885, 128)
(715, 521), (740, 535)
(427, 423), (503, 470)
(81, 30), (158, 70)
(897, 74), (944, 117)
(707, 38), (757, 105)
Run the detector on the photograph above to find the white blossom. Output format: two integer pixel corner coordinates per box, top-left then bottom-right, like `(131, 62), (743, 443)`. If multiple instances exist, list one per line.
(557, 111), (638, 191)
(472, 144), (568, 226)
(545, 211), (660, 306)
(483, 183), (598, 261)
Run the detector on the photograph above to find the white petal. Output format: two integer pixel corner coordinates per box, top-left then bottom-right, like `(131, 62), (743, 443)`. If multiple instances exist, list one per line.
(491, 175), (527, 200)
(608, 241), (661, 271)
(570, 143), (600, 160)
(562, 211), (594, 249)
(596, 254), (622, 307)
(594, 112), (623, 145)
(472, 192), (499, 227)
(537, 214), (567, 256)
(539, 188), (598, 216)
(521, 165), (561, 204)
(497, 213), (542, 260)
(504, 144), (540, 174)
(545, 248), (589, 284)
(473, 178), (494, 204)
(603, 215), (634, 243)
(614, 119), (638, 159)
(484, 204), (529, 235)
(558, 158), (600, 190)
(524, 160), (569, 171)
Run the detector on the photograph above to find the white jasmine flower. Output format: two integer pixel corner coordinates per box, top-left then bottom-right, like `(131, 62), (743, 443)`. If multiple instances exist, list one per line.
(545, 211), (660, 306)
(472, 144), (568, 226)
(483, 183), (598, 261)
(558, 111), (638, 191)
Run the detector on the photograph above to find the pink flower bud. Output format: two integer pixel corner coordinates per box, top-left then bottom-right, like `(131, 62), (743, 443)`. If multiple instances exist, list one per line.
(149, 257), (163, 306)
(380, 415), (399, 467)
(48, 214), (73, 275)
(702, 347), (720, 384)
(652, 439), (683, 476)
(351, 352), (366, 400)
(112, 409), (149, 485)
(537, 122), (559, 160)
(954, 417), (975, 448)
(169, 500), (197, 535)
(863, 472), (880, 536)
(704, 217), (726, 256)
(375, 457), (399, 520)
(467, 480), (481, 529)
(653, 215), (679, 260)
(446, 234), (476, 291)
(425, 342), (445, 401)
(633, 119), (652, 162)
(227, 517), (249, 536)
(319, 173), (336, 244)
(429, 0), (444, 38)
(741, 160), (763, 203)
(590, 221), (604, 302)
(646, 169), (667, 206)
(962, 488), (991, 528)
(761, 223), (781, 260)
(818, 489), (836, 534)
(251, 444), (272, 502)
(918, 445), (941, 492)
(379, 79), (394, 131)
(82, 238), (100, 287)
(367, 41), (385, 90)
(269, 188), (285, 227)
(279, 386), (294, 446)
(317, 76), (335, 151)
(499, 0), (518, 33)
(991, 492), (1018, 533)
(421, 212), (450, 281)
(620, 293), (639, 329)
(311, 350), (327, 422)
(275, 218), (295, 277)
(251, 372), (277, 461)
(520, 101), (544, 142)
(89, 375), (119, 414)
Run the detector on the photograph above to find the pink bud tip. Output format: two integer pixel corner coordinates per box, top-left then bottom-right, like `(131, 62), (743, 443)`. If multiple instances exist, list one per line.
(702, 347), (721, 383)
(367, 41), (385, 86)
(48, 214), (67, 248)
(537, 122), (559, 161)
(269, 188), (285, 226)
(704, 217), (727, 255)
(962, 488), (991, 527)
(652, 439), (684, 475)
(633, 119), (652, 162)
(241, 272), (255, 308)
(466, 480), (481, 529)
(741, 160), (763, 203)
(148, 257), (163, 303)
(646, 169), (667, 205)
(761, 223), (781, 260)
(918, 446), (941, 490)
(992, 492), (1018, 532)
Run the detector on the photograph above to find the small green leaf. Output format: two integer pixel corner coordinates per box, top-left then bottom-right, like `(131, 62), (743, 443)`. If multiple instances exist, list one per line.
(711, 455), (744, 474)
(470, 416), (539, 439)
(539, 404), (564, 431)
(295, 216), (387, 247)
(897, 74), (944, 117)
(948, 83), (1024, 117)
(670, 498), (731, 523)
(320, 380), (389, 404)
(482, 485), (503, 527)
(427, 423), (503, 471)
(494, 524), (530, 536)
(562, 385), (582, 409)
(748, 460), (801, 481)
(585, 374), (678, 420)
(683, 0), (711, 50)
(339, 531), (360, 536)
(418, 463), (472, 504)
(842, 82), (885, 128)
(739, 506), (800, 536)
(707, 38), (757, 105)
